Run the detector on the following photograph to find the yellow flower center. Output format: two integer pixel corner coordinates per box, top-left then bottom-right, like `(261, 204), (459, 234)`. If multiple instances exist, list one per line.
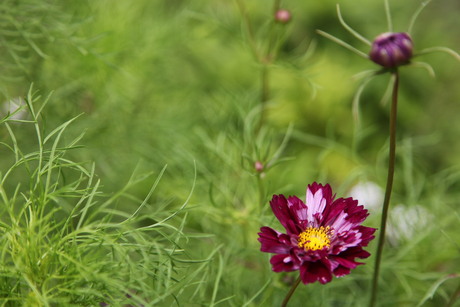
(297, 226), (332, 251)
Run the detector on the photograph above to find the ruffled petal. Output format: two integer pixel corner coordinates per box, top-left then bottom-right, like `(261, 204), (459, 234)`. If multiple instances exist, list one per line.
(332, 255), (360, 269)
(343, 198), (370, 225)
(305, 183), (333, 224)
(324, 197), (373, 237)
(258, 227), (292, 254)
(287, 196), (308, 227)
(329, 246), (371, 277)
(337, 230), (362, 249)
(270, 195), (300, 234)
(308, 183), (334, 203)
(333, 266), (351, 277)
(299, 261), (333, 284)
(270, 254), (299, 272)
(323, 198), (349, 229)
(356, 225), (377, 246)
(339, 246), (371, 261)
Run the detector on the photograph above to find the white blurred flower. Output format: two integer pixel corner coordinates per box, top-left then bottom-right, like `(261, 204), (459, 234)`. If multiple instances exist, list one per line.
(349, 181), (384, 213)
(386, 204), (433, 246)
(2, 97), (27, 120)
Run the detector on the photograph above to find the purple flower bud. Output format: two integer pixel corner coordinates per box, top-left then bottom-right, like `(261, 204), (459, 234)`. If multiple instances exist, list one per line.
(369, 32), (413, 68)
(274, 9), (291, 24)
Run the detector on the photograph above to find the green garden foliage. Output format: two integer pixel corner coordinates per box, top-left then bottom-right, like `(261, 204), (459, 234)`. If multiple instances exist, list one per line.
(1, 0), (459, 306)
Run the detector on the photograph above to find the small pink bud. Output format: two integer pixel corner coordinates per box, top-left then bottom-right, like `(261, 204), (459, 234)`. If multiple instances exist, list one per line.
(255, 161), (264, 172)
(274, 9), (291, 24)
(369, 32), (413, 68)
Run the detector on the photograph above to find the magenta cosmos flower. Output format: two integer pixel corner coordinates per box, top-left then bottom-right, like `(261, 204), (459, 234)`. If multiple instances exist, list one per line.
(258, 183), (376, 284)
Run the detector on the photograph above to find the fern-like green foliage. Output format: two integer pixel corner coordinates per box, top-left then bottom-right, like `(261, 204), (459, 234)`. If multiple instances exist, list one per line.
(0, 88), (211, 306)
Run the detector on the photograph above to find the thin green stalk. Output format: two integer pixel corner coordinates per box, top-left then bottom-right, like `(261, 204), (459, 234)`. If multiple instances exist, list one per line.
(281, 276), (302, 307)
(446, 282), (460, 307)
(268, 0), (282, 53)
(273, 0), (281, 13)
(235, 0), (269, 131)
(257, 173), (265, 206)
(258, 65), (270, 131)
(369, 70), (399, 307)
(257, 0), (283, 131)
(384, 0), (393, 32)
(235, 0), (260, 61)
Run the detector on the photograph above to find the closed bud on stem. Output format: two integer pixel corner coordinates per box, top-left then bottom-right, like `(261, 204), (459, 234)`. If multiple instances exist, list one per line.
(255, 161), (264, 173)
(369, 32), (413, 68)
(274, 9), (291, 24)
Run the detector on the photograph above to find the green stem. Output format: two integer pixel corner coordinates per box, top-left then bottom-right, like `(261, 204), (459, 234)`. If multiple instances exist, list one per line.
(369, 70), (399, 307)
(273, 0), (281, 13)
(257, 173), (265, 206)
(235, 0), (260, 61)
(257, 0), (283, 131)
(281, 276), (302, 307)
(446, 281), (460, 307)
(258, 64), (270, 131)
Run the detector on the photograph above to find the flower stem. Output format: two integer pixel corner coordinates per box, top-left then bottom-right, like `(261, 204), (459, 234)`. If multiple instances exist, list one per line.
(235, 0), (260, 61)
(257, 0), (287, 132)
(446, 281), (460, 307)
(281, 276), (302, 307)
(369, 70), (399, 307)
(273, 0), (281, 13)
(257, 173), (265, 206)
(258, 64), (270, 132)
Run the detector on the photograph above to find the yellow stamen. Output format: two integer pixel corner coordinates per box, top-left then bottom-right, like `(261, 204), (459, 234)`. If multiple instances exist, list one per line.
(298, 226), (332, 251)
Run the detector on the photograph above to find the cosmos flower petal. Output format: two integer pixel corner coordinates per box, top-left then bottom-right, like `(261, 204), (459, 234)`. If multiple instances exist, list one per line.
(332, 255), (360, 269)
(287, 196), (308, 223)
(339, 246), (372, 261)
(269, 195), (299, 234)
(344, 199), (369, 224)
(300, 261), (333, 285)
(305, 183), (333, 223)
(322, 198), (348, 225)
(326, 197), (371, 234)
(258, 227), (292, 254)
(333, 266), (351, 277)
(270, 254), (299, 272)
(308, 182), (334, 202)
(356, 225), (377, 246)
(328, 210), (350, 233)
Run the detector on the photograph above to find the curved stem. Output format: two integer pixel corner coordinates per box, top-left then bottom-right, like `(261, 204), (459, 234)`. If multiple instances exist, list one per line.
(369, 70), (399, 307)
(336, 4), (371, 46)
(316, 30), (369, 59)
(416, 46), (460, 62)
(281, 276), (302, 307)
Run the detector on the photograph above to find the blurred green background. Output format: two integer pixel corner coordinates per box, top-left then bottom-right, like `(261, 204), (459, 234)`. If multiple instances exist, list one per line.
(1, 0), (460, 305)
